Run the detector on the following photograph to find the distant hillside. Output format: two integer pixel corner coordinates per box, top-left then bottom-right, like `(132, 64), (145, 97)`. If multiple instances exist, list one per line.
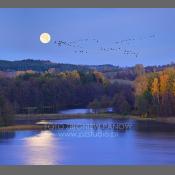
(96, 63), (175, 81)
(0, 59), (89, 72)
(0, 59), (175, 81)
(88, 64), (119, 72)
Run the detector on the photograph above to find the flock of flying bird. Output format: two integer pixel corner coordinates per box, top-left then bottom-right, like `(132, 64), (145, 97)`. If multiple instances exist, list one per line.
(54, 34), (156, 58)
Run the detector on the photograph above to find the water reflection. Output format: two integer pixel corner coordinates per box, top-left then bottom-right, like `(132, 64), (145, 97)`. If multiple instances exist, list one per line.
(0, 131), (15, 141)
(58, 108), (113, 114)
(58, 108), (93, 114)
(23, 131), (63, 165)
(1, 118), (175, 165)
(46, 118), (131, 137)
(135, 120), (175, 133)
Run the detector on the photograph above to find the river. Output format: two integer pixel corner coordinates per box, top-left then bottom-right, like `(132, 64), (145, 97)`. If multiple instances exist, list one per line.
(0, 116), (175, 165)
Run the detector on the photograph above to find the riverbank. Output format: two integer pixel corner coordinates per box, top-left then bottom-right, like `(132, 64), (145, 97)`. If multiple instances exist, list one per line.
(0, 113), (129, 131)
(0, 124), (45, 131)
(14, 113), (160, 122)
(14, 113), (128, 121)
(0, 113), (175, 131)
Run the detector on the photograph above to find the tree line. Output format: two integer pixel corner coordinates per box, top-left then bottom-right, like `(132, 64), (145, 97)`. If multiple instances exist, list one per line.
(135, 67), (175, 117)
(1, 59), (175, 80)
(2, 64), (175, 126)
(0, 70), (134, 126)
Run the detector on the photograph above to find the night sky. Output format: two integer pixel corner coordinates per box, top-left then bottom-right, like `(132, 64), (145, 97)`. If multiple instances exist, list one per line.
(0, 8), (175, 66)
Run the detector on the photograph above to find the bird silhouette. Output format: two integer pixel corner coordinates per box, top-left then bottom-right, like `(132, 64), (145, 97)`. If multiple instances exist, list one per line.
(53, 34), (155, 58)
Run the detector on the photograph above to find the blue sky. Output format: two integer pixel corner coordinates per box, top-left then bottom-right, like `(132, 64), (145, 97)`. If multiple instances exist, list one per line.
(0, 8), (175, 66)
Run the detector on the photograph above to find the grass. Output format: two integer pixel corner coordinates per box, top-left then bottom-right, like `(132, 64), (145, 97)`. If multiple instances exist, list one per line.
(0, 124), (45, 131)
(1, 113), (175, 132)
(15, 113), (129, 121)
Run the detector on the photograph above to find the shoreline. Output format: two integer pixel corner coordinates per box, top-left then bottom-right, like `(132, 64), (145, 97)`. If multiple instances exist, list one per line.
(15, 113), (129, 120)
(0, 125), (45, 131)
(0, 113), (175, 132)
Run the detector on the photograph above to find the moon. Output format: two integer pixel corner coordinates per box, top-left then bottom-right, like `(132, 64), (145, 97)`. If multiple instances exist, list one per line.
(40, 33), (51, 44)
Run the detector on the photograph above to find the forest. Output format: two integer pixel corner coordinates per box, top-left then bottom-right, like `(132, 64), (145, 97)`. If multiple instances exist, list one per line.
(1, 59), (175, 80)
(0, 70), (134, 126)
(135, 67), (175, 117)
(1, 60), (175, 126)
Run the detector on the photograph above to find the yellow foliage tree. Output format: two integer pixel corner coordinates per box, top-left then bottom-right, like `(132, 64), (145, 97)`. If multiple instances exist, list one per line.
(173, 81), (175, 96)
(134, 75), (148, 96)
(151, 77), (159, 102)
(159, 73), (168, 96)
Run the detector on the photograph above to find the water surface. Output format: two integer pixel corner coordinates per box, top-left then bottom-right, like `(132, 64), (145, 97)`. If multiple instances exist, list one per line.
(0, 118), (175, 165)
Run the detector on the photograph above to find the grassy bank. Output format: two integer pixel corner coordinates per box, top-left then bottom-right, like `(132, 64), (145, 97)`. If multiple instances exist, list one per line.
(0, 125), (45, 131)
(14, 113), (158, 122)
(15, 113), (129, 121)
(0, 113), (175, 132)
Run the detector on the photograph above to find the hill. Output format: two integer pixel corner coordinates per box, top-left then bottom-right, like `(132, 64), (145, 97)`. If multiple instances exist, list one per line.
(0, 59), (89, 72)
(0, 59), (175, 81)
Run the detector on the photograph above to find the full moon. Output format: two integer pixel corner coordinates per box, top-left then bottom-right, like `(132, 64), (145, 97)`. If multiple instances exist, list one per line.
(40, 33), (51, 44)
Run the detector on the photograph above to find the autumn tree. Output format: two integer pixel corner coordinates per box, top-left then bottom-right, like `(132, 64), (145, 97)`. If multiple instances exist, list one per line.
(151, 77), (159, 102)
(134, 64), (145, 77)
(135, 67), (175, 117)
